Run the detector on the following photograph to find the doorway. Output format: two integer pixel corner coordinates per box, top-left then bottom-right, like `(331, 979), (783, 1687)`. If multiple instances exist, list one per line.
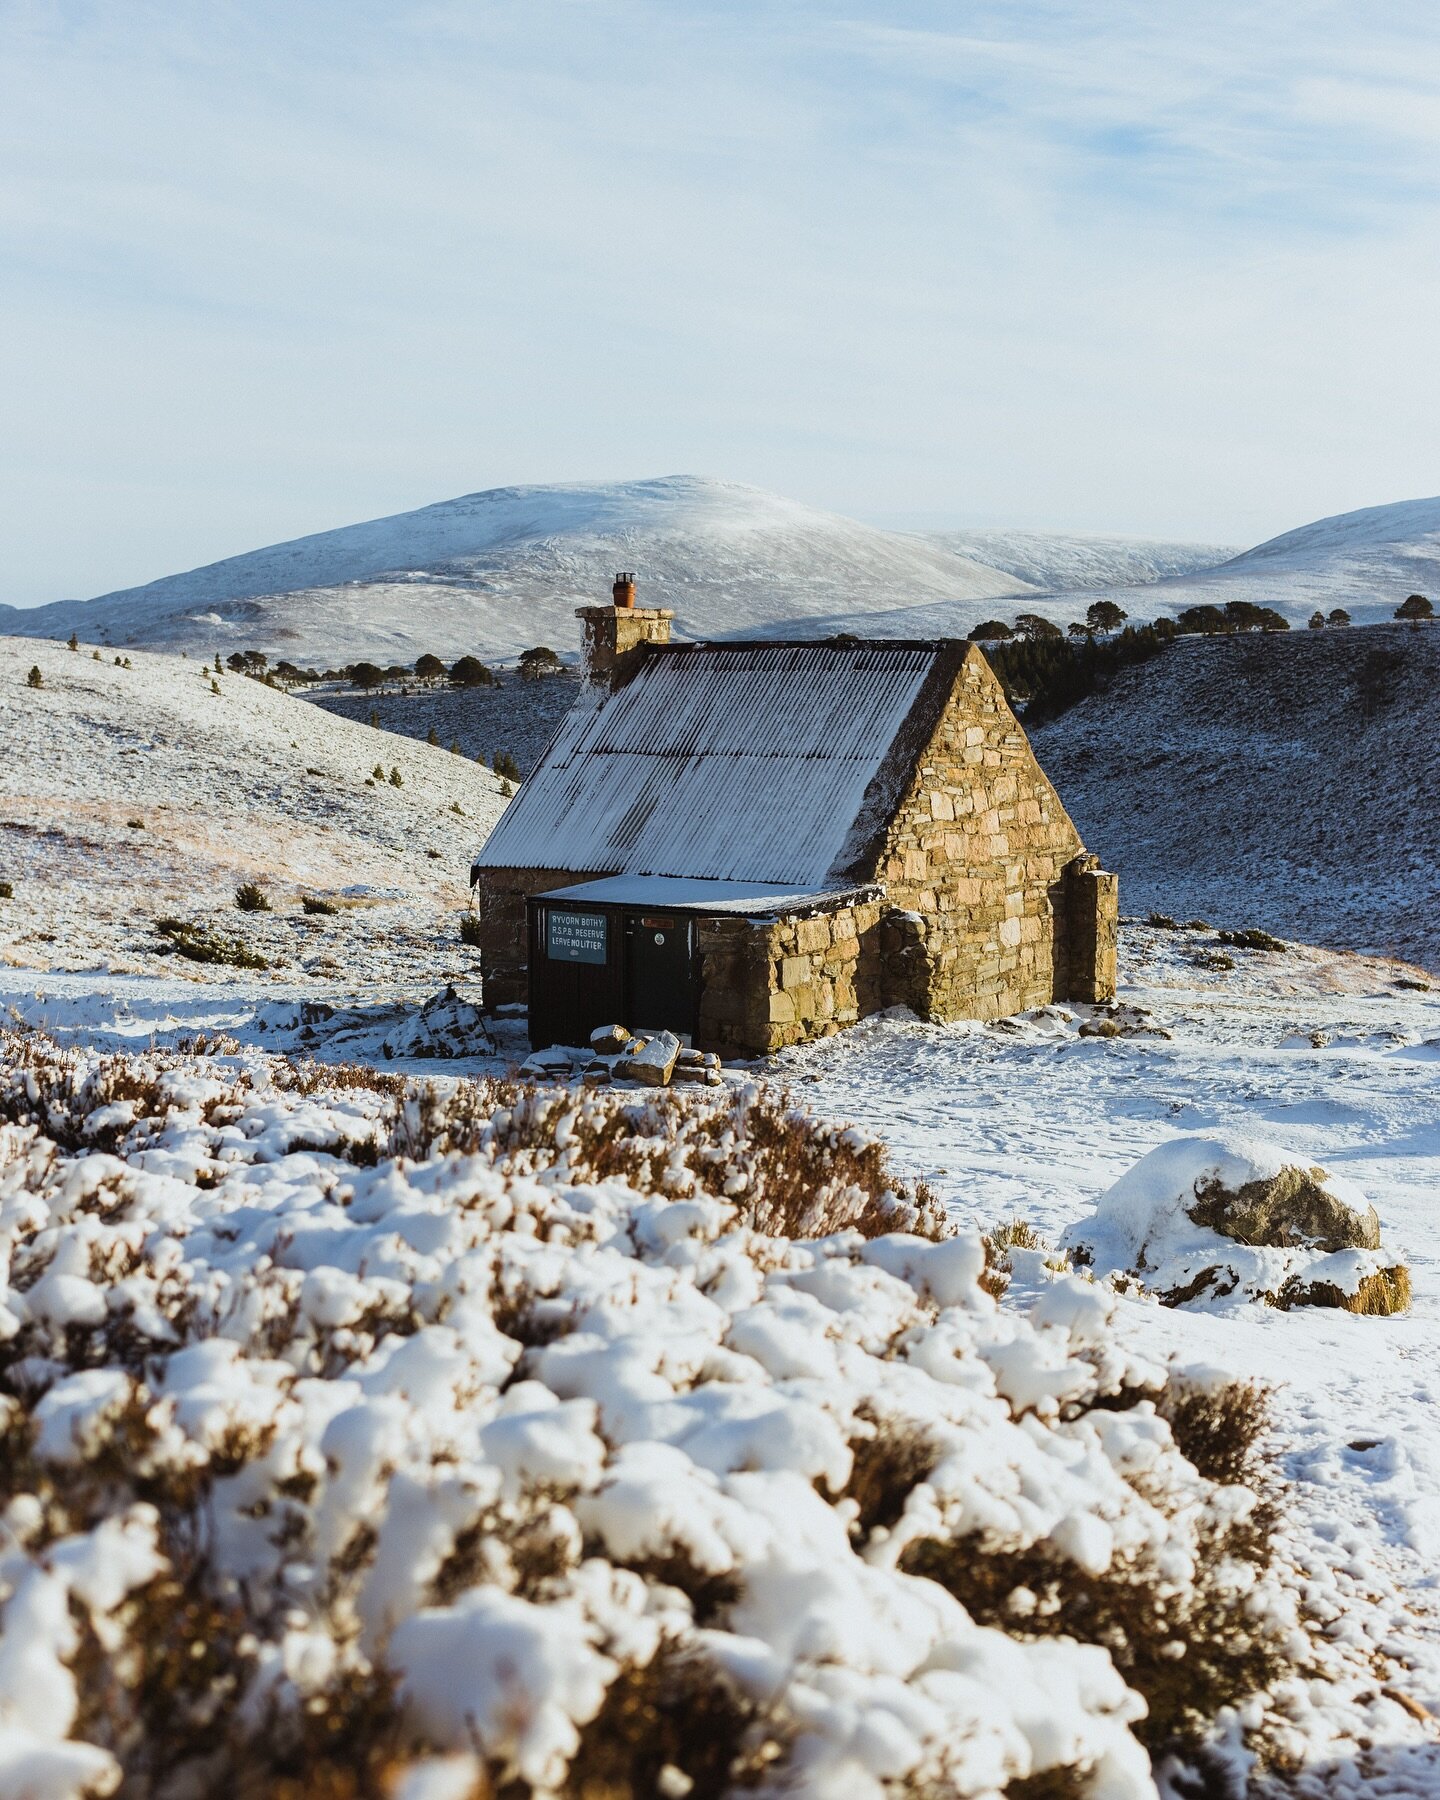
(623, 912), (698, 1039)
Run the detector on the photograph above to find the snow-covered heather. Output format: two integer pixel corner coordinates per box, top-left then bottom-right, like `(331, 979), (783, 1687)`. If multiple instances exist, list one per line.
(0, 637), (508, 989)
(0, 478), (1035, 668)
(0, 1034), (1433, 1798)
(769, 925), (1440, 1783)
(1030, 623), (1440, 970)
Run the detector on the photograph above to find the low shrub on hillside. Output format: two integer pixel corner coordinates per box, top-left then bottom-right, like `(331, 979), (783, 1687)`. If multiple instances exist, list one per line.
(154, 917), (269, 969)
(1218, 927), (1286, 953)
(459, 913), (484, 946)
(235, 882), (271, 913)
(302, 895), (339, 916)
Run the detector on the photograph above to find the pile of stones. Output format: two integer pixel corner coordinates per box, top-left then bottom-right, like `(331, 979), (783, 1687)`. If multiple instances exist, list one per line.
(520, 1024), (725, 1089)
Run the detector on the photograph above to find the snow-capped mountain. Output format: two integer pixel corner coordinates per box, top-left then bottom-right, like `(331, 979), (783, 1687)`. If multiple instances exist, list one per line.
(0, 477), (1037, 667)
(9, 481), (1438, 664)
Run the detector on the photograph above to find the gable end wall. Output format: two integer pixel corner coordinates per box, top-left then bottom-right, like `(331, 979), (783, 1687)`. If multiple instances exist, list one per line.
(867, 645), (1100, 1021)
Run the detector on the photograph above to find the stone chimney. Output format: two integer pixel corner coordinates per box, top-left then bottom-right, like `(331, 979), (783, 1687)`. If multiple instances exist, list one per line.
(576, 573), (673, 688)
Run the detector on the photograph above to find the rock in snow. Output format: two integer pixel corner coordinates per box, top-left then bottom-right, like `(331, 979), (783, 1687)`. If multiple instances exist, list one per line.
(381, 986), (495, 1059)
(1064, 1132), (1406, 1311)
(613, 1030), (681, 1086)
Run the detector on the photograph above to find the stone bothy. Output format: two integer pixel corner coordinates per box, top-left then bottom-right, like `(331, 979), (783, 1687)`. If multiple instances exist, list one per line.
(471, 583), (1117, 1054)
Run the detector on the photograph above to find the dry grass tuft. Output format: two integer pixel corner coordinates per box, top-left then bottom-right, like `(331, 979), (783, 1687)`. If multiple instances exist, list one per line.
(980, 1218), (1046, 1297)
(1278, 1264), (1411, 1316)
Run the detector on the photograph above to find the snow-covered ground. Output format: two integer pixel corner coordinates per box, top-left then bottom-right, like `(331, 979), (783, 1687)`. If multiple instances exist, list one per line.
(308, 671), (580, 779)
(0, 636), (508, 989)
(4, 619), (1440, 1793)
(1, 924), (1438, 1794)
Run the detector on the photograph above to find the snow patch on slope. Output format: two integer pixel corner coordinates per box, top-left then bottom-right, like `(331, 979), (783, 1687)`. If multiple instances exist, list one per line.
(929, 529), (1238, 594)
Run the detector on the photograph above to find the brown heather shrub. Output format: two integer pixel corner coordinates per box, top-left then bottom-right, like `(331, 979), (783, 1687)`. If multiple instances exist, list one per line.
(903, 1373), (1289, 1761)
(1157, 1378), (1271, 1491)
(902, 1516), (1288, 1759)
(844, 1406), (941, 1539)
(382, 1079), (949, 1241)
(524, 1639), (776, 1800)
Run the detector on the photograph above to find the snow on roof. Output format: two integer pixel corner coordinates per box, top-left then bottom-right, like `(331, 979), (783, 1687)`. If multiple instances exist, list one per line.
(473, 641), (958, 886)
(537, 874), (877, 914)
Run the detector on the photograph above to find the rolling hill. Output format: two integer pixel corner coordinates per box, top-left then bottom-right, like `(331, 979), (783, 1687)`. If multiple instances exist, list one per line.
(0, 635), (508, 985)
(0, 477), (1036, 667)
(814, 496), (1440, 639)
(1029, 620), (1440, 970)
(930, 528), (1237, 594)
(8, 482), (1437, 667)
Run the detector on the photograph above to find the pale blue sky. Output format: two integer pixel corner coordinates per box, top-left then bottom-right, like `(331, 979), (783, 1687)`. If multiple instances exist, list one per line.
(4, 1), (1440, 603)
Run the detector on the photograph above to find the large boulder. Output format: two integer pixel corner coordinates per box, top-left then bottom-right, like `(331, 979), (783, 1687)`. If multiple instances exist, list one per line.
(1063, 1133), (1405, 1314)
(1188, 1160), (1379, 1252)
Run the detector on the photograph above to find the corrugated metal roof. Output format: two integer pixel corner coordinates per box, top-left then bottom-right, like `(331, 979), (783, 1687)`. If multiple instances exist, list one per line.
(537, 875), (877, 913)
(474, 643), (945, 887)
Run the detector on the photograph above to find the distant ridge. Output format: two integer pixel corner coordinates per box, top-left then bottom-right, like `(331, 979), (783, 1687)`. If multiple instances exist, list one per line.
(798, 495), (1440, 639)
(0, 477), (1034, 666)
(7, 481), (1437, 664)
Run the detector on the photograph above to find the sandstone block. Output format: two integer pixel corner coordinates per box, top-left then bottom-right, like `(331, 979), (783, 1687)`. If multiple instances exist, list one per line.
(780, 955), (811, 990)
(794, 916), (831, 955)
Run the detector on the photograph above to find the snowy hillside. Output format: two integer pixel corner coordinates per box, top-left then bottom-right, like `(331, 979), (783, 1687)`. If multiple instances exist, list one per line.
(1029, 622), (1440, 970)
(929, 528), (1237, 594)
(807, 495), (1440, 639)
(1046, 495), (1440, 630)
(0, 635), (508, 987)
(0, 477), (1034, 667)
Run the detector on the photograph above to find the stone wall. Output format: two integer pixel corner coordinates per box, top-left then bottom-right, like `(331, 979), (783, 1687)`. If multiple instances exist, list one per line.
(470, 866), (579, 1006)
(696, 898), (885, 1056)
(864, 645), (1112, 1020)
(1062, 858), (1119, 1003)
